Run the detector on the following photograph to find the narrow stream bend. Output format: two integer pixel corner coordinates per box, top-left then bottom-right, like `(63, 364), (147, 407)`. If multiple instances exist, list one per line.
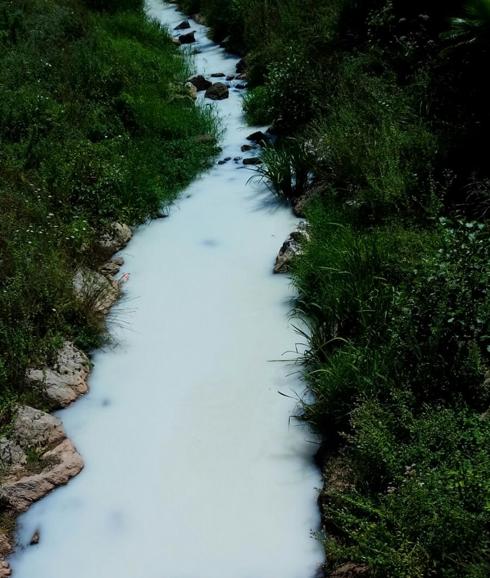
(9, 2), (324, 576)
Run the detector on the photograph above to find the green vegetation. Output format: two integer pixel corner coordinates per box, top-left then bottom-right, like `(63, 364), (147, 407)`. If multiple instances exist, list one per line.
(0, 0), (217, 427)
(179, 0), (490, 576)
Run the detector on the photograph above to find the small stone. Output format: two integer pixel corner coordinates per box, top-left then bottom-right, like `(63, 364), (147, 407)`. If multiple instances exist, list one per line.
(98, 222), (132, 255)
(241, 144), (254, 152)
(174, 20), (191, 30)
(188, 75), (211, 92)
(274, 222), (310, 274)
(211, 73), (225, 78)
(185, 82), (198, 100)
(30, 530), (40, 545)
(0, 533), (13, 557)
(194, 134), (214, 144)
(205, 82), (229, 100)
(330, 563), (370, 577)
(99, 260), (122, 277)
(178, 31), (196, 45)
(243, 157), (262, 166)
(236, 83), (247, 90)
(236, 58), (246, 74)
(246, 131), (269, 145)
(0, 438), (27, 469)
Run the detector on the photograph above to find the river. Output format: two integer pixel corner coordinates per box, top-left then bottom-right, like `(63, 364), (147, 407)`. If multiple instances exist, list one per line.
(9, 2), (324, 576)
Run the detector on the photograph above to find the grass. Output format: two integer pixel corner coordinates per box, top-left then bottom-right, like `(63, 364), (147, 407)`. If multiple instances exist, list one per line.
(0, 0), (218, 429)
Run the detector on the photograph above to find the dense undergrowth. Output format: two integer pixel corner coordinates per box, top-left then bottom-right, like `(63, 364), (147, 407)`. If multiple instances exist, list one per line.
(0, 0), (217, 426)
(179, 0), (490, 576)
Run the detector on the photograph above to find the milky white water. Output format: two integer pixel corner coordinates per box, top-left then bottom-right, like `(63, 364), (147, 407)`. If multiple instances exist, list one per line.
(9, 2), (324, 576)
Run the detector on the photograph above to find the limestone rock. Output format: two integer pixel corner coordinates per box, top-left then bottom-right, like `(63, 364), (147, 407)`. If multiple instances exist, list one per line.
(0, 438), (26, 470)
(0, 534), (11, 558)
(0, 535), (11, 577)
(98, 222), (132, 255)
(26, 342), (90, 408)
(99, 256), (124, 277)
(0, 439), (83, 513)
(205, 82), (229, 100)
(274, 222), (310, 274)
(0, 558), (11, 578)
(185, 81), (198, 100)
(11, 406), (65, 450)
(73, 267), (119, 315)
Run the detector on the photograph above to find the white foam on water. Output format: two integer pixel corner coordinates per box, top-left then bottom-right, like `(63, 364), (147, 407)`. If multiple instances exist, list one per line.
(9, 2), (324, 576)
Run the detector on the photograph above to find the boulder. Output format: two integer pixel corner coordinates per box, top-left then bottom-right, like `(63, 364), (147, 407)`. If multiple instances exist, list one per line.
(178, 31), (196, 45)
(73, 267), (119, 315)
(188, 75), (212, 92)
(11, 406), (64, 450)
(205, 82), (229, 100)
(174, 20), (191, 30)
(274, 222), (310, 274)
(26, 342), (90, 408)
(98, 222), (132, 255)
(0, 438), (83, 513)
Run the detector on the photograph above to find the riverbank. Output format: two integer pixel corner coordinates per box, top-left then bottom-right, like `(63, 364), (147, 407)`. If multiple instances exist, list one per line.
(174, 2), (490, 577)
(0, 0), (218, 570)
